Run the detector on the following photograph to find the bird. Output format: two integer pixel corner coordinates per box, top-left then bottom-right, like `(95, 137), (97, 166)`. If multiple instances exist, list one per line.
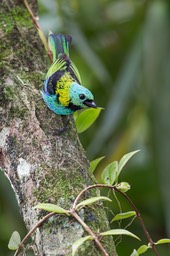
(41, 33), (97, 123)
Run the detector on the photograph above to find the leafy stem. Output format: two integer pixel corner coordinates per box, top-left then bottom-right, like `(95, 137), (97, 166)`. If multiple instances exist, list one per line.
(12, 183), (159, 256)
(14, 212), (55, 256)
(72, 184), (159, 256)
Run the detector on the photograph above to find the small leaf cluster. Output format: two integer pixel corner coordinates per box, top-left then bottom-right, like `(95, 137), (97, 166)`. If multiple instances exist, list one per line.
(90, 150), (170, 255)
(130, 239), (170, 256)
(99, 150), (140, 186)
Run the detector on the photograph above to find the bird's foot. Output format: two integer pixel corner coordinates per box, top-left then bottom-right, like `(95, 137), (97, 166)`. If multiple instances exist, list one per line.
(52, 118), (70, 136)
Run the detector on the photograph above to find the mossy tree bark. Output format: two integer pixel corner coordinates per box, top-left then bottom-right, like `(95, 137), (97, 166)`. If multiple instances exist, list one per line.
(0, 0), (117, 255)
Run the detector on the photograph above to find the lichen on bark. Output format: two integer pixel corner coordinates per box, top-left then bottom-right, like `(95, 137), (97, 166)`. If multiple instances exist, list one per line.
(0, 0), (117, 255)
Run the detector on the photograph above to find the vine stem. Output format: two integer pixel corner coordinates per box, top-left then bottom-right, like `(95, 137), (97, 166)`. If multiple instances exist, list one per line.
(113, 186), (159, 256)
(69, 210), (109, 256)
(23, 0), (53, 62)
(14, 183), (159, 256)
(72, 184), (159, 256)
(14, 208), (109, 256)
(14, 212), (55, 256)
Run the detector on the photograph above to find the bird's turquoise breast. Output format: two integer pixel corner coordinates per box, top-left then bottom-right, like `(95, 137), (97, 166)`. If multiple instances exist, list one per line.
(41, 90), (74, 115)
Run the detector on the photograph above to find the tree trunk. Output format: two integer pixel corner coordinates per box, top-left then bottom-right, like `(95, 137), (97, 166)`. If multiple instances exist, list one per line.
(0, 0), (117, 255)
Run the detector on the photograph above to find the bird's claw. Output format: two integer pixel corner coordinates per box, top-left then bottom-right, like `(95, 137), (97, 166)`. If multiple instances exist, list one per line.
(51, 118), (70, 136)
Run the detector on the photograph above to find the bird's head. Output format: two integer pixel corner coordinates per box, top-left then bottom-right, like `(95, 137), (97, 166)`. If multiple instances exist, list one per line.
(69, 83), (97, 111)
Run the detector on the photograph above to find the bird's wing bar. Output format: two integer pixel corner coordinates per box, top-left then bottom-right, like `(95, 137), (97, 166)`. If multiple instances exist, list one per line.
(70, 61), (82, 84)
(45, 56), (82, 85)
(46, 58), (66, 78)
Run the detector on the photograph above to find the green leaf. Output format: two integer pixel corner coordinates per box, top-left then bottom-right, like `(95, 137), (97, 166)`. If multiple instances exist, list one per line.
(73, 111), (78, 121)
(115, 182), (131, 192)
(75, 108), (103, 133)
(90, 156), (105, 173)
(137, 245), (149, 254)
(35, 203), (69, 215)
(130, 249), (139, 256)
(118, 150), (140, 179)
(76, 196), (112, 210)
(111, 211), (136, 222)
(155, 238), (170, 245)
(100, 229), (140, 240)
(8, 231), (21, 250)
(101, 161), (118, 185)
(72, 236), (92, 256)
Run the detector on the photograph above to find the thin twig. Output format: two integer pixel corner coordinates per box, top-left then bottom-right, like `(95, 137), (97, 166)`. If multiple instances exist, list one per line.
(23, 0), (40, 28)
(23, 0), (53, 62)
(70, 210), (109, 256)
(14, 212), (55, 256)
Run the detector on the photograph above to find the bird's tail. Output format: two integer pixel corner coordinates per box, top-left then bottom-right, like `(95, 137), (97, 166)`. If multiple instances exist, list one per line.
(48, 33), (72, 61)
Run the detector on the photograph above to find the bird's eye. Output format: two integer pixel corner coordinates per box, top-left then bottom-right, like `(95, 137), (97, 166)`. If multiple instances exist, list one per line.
(79, 94), (85, 100)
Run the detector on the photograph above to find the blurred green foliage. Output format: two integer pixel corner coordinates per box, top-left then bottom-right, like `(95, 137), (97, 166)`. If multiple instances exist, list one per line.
(1, 0), (170, 255)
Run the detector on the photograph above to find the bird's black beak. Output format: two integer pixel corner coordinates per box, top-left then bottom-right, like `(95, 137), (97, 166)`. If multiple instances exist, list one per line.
(83, 99), (97, 108)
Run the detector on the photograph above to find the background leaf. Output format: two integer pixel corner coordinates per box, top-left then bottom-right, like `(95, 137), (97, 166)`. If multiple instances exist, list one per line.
(8, 231), (21, 250)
